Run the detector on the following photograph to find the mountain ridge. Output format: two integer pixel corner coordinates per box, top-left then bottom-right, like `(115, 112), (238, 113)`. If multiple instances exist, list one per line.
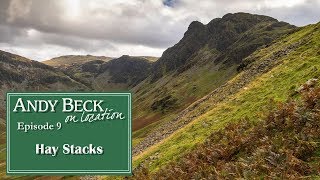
(151, 12), (295, 81)
(42, 55), (113, 68)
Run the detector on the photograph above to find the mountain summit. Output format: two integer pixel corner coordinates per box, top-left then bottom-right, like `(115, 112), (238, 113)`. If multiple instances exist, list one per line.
(151, 12), (295, 81)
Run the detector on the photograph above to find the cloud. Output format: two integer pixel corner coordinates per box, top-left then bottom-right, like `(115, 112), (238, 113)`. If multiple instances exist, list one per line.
(4, 0), (186, 47)
(0, 0), (319, 60)
(254, 0), (320, 26)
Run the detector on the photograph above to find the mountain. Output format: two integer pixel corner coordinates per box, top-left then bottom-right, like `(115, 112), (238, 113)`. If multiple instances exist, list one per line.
(151, 12), (295, 81)
(98, 55), (154, 87)
(52, 55), (154, 90)
(0, 50), (88, 106)
(130, 13), (295, 132)
(133, 22), (320, 178)
(42, 55), (113, 68)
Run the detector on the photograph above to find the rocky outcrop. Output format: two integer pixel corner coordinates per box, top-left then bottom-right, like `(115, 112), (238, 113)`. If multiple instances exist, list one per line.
(151, 13), (295, 81)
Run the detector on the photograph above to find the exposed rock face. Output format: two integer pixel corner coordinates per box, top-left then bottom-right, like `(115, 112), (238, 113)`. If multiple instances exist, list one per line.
(152, 21), (209, 80)
(151, 13), (296, 81)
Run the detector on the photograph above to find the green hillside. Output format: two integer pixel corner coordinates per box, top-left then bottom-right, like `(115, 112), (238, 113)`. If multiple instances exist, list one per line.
(131, 22), (320, 176)
(137, 82), (320, 179)
(131, 13), (295, 153)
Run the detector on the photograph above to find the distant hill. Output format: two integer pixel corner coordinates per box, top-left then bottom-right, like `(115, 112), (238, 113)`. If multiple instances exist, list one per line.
(42, 55), (113, 68)
(0, 50), (89, 116)
(43, 55), (158, 68)
(52, 55), (153, 90)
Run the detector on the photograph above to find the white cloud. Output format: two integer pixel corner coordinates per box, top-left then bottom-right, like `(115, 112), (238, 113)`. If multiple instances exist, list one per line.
(0, 0), (319, 60)
(263, 0), (306, 8)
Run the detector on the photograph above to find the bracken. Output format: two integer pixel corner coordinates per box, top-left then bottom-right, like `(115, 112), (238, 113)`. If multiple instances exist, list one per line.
(131, 81), (320, 179)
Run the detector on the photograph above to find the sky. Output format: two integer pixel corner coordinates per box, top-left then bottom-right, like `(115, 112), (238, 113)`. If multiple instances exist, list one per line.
(0, 0), (319, 61)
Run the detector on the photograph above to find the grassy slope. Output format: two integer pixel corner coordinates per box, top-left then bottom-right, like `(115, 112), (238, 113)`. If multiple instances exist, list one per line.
(144, 84), (320, 179)
(131, 46), (238, 141)
(132, 23), (320, 173)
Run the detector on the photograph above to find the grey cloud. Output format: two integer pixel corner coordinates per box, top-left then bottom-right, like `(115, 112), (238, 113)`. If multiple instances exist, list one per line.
(0, 0), (10, 23)
(174, 0), (320, 25)
(0, 0), (319, 61)
(4, 0), (319, 47)
(3, 0), (182, 48)
(0, 24), (26, 43)
(40, 33), (117, 52)
(255, 0), (320, 26)
(0, 26), (116, 52)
